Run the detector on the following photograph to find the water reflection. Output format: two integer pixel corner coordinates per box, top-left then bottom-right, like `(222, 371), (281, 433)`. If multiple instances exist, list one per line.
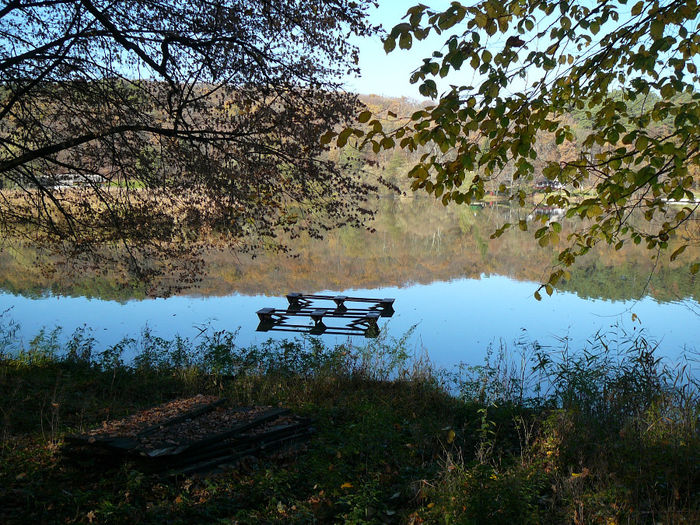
(0, 198), (697, 366)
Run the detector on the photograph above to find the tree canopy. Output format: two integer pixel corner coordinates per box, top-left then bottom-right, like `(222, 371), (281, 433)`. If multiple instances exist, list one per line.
(0, 0), (377, 292)
(342, 0), (700, 297)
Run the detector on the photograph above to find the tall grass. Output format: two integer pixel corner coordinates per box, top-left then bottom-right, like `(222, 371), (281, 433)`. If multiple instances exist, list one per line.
(428, 328), (700, 524)
(0, 314), (698, 523)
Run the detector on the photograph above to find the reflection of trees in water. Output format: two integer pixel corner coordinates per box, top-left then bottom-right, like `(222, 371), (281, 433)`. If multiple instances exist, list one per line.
(0, 198), (698, 303)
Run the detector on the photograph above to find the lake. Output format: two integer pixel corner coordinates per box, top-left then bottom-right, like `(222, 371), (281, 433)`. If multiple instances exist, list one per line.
(1, 198), (698, 369)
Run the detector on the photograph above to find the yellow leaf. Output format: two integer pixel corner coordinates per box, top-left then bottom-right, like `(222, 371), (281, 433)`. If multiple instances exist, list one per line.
(340, 482), (353, 489)
(427, 502), (435, 509)
(447, 429), (456, 443)
(586, 205), (603, 218)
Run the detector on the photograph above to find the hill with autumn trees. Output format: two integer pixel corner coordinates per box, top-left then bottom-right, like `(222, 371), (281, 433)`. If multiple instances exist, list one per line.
(0, 93), (698, 300)
(344, 93), (700, 198)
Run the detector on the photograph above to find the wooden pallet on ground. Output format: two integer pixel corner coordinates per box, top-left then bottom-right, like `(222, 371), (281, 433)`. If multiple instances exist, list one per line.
(63, 396), (314, 475)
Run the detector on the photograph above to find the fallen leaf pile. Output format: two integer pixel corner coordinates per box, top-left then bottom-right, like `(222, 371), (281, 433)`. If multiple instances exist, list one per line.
(136, 406), (273, 451)
(86, 395), (220, 439)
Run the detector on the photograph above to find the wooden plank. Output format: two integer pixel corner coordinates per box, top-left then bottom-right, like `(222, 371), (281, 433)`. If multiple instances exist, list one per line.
(64, 404), (316, 476)
(66, 396), (224, 450)
(65, 398), (227, 452)
(287, 292), (395, 307)
(254, 325), (372, 337)
(64, 435), (139, 452)
(167, 447), (257, 476)
(163, 420), (313, 468)
(256, 308), (275, 321)
(166, 427), (315, 476)
(142, 407), (291, 457)
(277, 309), (380, 319)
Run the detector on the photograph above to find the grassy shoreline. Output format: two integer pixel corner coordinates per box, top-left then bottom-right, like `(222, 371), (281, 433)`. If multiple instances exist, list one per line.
(1, 328), (698, 524)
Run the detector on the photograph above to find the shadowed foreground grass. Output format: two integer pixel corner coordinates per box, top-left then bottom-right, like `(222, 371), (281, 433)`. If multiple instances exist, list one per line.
(0, 325), (698, 524)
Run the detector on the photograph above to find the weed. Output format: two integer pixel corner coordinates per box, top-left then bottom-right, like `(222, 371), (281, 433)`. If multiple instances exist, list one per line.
(0, 322), (697, 523)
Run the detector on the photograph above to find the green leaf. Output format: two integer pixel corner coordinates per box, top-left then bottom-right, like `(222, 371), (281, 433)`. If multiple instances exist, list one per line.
(631, 1), (644, 15)
(399, 32), (413, 50)
(650, 20), (664, 39)
(381, 137), (395, 149)
(670, 245), (687, 261)
(357, 111), (372, 123)
(383, 37), (396, 53)
(320, 131), (335, 145)
(336, 129), (352, 148)
(691, 262), (700, 275)
(660, 84), (675, 99)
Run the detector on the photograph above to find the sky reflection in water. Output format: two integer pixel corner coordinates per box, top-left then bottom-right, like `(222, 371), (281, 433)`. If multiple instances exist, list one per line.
(1, 274), (697, 369)
(1, 200), (698, 369)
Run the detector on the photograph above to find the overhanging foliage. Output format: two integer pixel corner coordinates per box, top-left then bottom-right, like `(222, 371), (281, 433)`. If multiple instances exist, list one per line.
(0, 0), (378, 293)
(339, 0), (700, 297)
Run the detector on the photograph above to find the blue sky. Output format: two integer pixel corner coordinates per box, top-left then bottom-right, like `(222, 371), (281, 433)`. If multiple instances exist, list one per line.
(343, 1), (456, 99)
(344, 1), (526, 99)
(342, 0), (651, 100)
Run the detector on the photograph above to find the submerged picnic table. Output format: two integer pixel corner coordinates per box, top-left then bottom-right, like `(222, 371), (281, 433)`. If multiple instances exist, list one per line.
(256, 293), (395, 337)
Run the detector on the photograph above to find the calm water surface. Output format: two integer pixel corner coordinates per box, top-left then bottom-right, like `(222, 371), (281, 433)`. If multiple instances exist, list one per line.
(1, 199), (698, 368)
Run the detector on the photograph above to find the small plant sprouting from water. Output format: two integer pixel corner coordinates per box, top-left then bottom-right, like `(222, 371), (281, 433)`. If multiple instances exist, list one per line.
(452, 333), (546, 406)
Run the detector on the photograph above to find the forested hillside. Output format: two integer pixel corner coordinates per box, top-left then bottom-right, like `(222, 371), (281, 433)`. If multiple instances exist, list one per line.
(346, 92), (700, 197)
